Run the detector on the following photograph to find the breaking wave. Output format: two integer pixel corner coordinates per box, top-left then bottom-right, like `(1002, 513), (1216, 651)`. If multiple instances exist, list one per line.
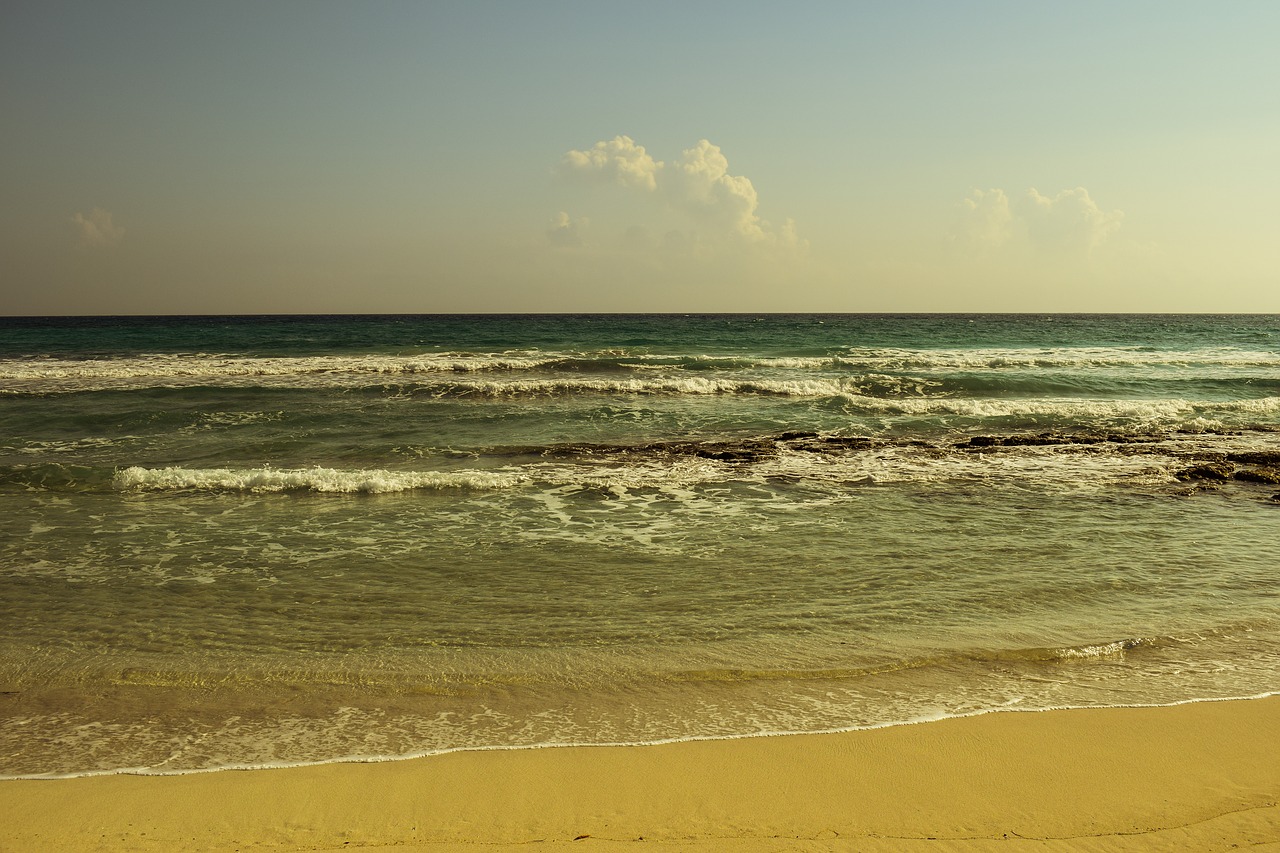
(105, 450), (1182, 497)
(4, 344), (1279, 386)
(112, 466), (528, 494)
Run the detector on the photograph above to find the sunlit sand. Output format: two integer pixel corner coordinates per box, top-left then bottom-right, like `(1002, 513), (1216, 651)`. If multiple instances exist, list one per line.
(4, 697), (1278, 851)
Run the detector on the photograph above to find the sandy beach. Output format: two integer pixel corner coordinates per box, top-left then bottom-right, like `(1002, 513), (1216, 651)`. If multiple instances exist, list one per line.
(2, 696), (1277, 852)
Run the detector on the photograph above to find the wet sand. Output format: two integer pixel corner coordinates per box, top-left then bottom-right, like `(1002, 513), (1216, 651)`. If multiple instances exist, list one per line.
(2, 696), (1278, 851)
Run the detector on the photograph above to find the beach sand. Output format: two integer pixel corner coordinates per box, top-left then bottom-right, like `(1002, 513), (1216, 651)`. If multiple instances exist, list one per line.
(2, 697), (1278, 852)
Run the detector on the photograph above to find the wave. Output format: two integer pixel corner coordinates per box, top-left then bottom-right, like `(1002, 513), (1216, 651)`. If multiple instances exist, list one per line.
(835, 395), (1280, 420)
(24, 376), (1278, 417)
(834, 346), (1280, 371)
(0, 463), (530, 494)
(386, 379), (1280, 409)
(670, 638), (1158, 684)
(1051, 639), (1146, 660)
(418, 377), (849, 397)
(10, 426), (1280, 496)
(11, 691), (1280, 780)
(3, 617), (1272, 779)
(10, 431), (1277, 496)
(112, 466), (528, 494)
(4, 345), (1279, 386)
(0, 352), (555, 377)
(102, 454), (1179, 497)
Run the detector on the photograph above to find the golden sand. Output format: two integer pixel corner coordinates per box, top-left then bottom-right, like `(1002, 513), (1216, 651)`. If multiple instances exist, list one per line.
(2, 696), (1278, 851)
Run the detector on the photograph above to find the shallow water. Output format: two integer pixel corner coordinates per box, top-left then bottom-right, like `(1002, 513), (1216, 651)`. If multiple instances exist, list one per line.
(2, 314), (1278, 776)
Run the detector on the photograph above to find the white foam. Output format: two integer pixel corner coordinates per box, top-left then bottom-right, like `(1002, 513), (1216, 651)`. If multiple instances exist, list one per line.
(1054, 640), (1143, 660)
(20, 363), (1269, 422)
(7, 691), (1276, 780)
(0, 352), (561, 381)
(427, 377), (854, 397)
(112, 466), (527, 494)
(109, 444), (1188, 499)
(5, 345), (1279, 393)
(834, 395), (1280, 425)
(832, 346), (1280, 371)
(13, 436), (128, 454)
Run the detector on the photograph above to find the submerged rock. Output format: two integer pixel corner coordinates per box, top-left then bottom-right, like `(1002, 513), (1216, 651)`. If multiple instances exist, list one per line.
(690, 445), (770, 462)
(1175, 463), (1236, 481)
(956, 432), (1143, 449)
(1233, 467), (1280, 484)
(783, 434), (878, 454)
(1227, 451), (1280, 466)
(636, 439), (777, 463)
(818, 435), (877, 448)
(961, 434), (1065, 448)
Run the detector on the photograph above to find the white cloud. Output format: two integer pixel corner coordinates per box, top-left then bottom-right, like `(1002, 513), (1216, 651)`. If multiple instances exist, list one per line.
(559, 135), (660, 191)
(546, 211), (588, 248)
(957, 188), (1013, 248)
(555, 136), (803, 250)
(955, 187), (1121, 254)
(72, 208), (124, 248)
(1023, 187), (1123, 252)
(664, 139), (765, 241)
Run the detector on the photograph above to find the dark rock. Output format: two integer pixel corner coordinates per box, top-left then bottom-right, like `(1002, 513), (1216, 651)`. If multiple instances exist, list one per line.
(820, 436), (875, 447)
(1175, 463), (1236, 481)
(959, 433), (1086, 448)
(1106, 434), (1158, 444)
(530, 437), (782, 463)
(777, 431), (819, 441)
(786, 434), (877, 453)
(676, 439), (776, 463)
(692, 447), (764, 462)
(1226, 451), (1280, 466)
(1233, 467), (1280, 484)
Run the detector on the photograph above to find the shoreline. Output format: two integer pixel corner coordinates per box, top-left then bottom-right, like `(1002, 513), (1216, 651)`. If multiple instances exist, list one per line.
(3, 695), (1278, 851)
(5, 690), (1278, 782)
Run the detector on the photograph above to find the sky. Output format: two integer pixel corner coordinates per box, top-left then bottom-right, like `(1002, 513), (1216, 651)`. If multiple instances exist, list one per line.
(2, 1), (1277, 314)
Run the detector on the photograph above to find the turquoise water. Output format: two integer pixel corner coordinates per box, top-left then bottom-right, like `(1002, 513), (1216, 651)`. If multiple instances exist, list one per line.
(2, 314), (1278, 776)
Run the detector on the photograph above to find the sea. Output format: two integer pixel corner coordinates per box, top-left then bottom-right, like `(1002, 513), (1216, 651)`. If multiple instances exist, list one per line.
(1, 313), (1278, 778)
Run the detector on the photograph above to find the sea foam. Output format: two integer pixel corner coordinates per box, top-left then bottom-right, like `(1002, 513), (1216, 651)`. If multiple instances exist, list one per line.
(4, 344), (1279, 391)
(113, 466), (527, 494)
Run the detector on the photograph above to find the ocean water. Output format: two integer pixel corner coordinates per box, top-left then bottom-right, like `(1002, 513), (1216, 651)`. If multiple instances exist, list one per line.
(1, 313), (1278, 778)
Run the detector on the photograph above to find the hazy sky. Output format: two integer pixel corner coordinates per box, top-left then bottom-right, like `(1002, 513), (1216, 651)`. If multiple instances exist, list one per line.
(2, 1), (1277, 314)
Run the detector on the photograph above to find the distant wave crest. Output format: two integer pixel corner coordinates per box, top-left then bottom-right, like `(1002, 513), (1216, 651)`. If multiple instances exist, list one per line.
(4, 345), (1280, 388)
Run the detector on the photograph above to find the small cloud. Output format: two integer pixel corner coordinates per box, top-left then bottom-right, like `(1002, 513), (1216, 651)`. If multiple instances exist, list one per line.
(955, 187), (1121, 254)
(559, 135), (660, 191)
(555, 136), (803, 250)
(957, 188), (1014, 248)
(1023, 187), (1123, 252)
(72, 208), (124, 248)
(547, 211), (588, 248)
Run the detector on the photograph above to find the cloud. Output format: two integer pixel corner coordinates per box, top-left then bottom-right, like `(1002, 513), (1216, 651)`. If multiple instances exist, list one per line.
(556, 136), (803, 249)
(956, 187), (1122, 254)
(664, 139), (765, 242)
(72, 208), (124, 248)
(1023, 187), (1123, 252)
(559, 135), (660, 191)
(546, 211), (588, 248)
(957, 188), (1013, 248)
